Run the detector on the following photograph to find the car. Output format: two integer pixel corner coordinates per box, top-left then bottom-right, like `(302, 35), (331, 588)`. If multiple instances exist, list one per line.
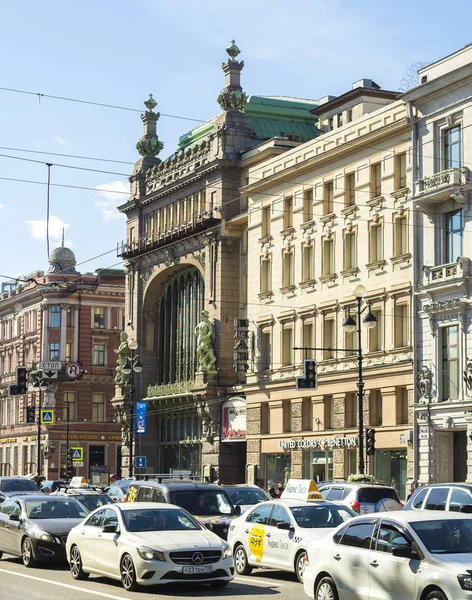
(0, 476), (39, 503)
(53, 487), (114, 513)
(66, 501), (233, 590)
(0, 494), (88, 566)
(126, 480), (241, 539)
(404, 483), (472, 513)
(303, 510), (472, 600)
(318, 482), (402, 514)
(107, 479), (135, 503)
(222, 485), (271, 514)
(227, 479), (355, 583)
(40, 480), (66, 495)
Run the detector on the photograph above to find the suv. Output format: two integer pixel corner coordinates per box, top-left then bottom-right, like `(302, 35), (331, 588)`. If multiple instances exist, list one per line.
(318, 482), (402, 514)
(126, 480), (240, 539)
(404, 483), (472, 512)
(221, 484), (271, 513)
(0, 476), (38, 503)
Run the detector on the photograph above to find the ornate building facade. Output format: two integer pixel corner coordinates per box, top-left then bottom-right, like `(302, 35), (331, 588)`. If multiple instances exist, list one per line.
(0, 247), (124, 481)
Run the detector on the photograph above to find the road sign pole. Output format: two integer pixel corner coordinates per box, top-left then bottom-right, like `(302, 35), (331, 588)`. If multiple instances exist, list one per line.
(66, 391), (70, 481)
(37, 387), (41, 480)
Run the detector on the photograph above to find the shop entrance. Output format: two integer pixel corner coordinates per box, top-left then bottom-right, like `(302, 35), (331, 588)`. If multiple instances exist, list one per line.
(454, 431), (467, 482)
(89, 446), (105, 470)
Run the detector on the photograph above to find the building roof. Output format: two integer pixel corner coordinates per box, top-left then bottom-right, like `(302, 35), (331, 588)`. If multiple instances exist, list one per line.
(310, 87), (400, 117)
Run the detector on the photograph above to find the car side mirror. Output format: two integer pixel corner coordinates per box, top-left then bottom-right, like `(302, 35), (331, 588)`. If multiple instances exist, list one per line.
(102, 523), (119, 534)
(392, 545), (419, 559)
(276, 522), (292, 531)
(9, 513), (20, 522)
(234, 505), (241, 516)
(460, 505), (472, 514)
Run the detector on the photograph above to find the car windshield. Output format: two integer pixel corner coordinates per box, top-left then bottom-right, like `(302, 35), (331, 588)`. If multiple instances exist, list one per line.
(290, 505), (355, 528)
(74, 495), (113, 511)
(171, 490), (233, 516)
(357, 488), (399, 503)
(25, 499), (88, 519)
(123, 508), (202, 532)
(2, 479), (38, 493)
(411, 519), (472, 554)
(226, 488), (269, 506)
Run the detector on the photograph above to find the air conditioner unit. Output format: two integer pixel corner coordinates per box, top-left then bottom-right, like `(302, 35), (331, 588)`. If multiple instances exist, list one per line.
(404, 429), (413, 443)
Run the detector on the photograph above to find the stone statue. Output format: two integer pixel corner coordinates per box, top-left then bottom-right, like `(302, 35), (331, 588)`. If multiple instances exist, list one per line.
(195, 310), (217, 373)
(417, 366), (432, 402)
(115, 331), (130, 386)
(464, 360), (472, 394)
(115, 404), (129, 445)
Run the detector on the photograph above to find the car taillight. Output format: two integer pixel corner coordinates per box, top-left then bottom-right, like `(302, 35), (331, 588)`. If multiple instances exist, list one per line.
(350, 500), (360, 512)
(304, 553), (309, 566)
(122, 498), (127, 502)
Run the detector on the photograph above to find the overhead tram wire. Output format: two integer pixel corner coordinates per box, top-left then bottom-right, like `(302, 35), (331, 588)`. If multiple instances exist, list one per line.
(0, 145), (134, 166)
(0, 152), (130, 177)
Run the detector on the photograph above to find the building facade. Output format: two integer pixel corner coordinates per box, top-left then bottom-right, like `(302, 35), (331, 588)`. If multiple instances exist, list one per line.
(403, 44), (472, 484)
(116, 42), (319, 481)
(236, 80), (415, 499)
(0, 247), (125, 482)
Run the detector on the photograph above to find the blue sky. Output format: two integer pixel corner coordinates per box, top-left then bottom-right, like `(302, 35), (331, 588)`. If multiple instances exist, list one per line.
(0, 0), (471, 284)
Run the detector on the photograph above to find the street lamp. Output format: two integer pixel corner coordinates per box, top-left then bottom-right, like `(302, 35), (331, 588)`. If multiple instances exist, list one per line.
(342, 284), (377, 475)
(122, 339), (143, 478)
(32, 376), (48, 480)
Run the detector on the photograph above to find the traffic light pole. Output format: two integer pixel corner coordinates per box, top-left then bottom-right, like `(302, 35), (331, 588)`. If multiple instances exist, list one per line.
(36, 386), (43, 481)
(355, 295), (365, 476)
(66, 391), (70, 481)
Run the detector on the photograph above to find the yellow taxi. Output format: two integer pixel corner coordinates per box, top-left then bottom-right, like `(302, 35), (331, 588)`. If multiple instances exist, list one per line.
(227, 479), (355, 583)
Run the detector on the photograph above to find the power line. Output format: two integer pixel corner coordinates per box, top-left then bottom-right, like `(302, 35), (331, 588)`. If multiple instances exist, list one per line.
(0, 175), (129, 195)
(0, 145), (134, 165)
(0, 152), (129, 177)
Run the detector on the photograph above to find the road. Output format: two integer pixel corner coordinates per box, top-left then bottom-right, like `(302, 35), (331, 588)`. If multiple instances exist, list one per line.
(0, 557), (307, 600)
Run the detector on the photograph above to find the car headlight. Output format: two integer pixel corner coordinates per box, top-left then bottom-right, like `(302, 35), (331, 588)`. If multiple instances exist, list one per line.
(222, 542), (232, 559)
(458, 574), (472, 590)
(32, 529), (54, 542)
(137, 546), (165, 561)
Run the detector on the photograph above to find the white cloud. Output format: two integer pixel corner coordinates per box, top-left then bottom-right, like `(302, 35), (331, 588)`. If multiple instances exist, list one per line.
(25, 215), (72, 244)
(95, 180), (128, 221)
(0, 204), (3, 209)
(54, 134), (71, 146)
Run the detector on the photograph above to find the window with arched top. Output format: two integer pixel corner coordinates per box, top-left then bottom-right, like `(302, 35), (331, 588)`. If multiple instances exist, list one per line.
(157, 267), (204, 384)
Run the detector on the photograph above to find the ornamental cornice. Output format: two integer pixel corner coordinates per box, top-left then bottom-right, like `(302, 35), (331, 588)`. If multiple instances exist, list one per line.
(423, 297), (466, 314)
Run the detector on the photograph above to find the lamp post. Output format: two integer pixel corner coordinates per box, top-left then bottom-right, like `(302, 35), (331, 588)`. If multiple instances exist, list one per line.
(342, 284), (377, 475)
(33, 376), (49, 481)
(122, 339), (143, 478)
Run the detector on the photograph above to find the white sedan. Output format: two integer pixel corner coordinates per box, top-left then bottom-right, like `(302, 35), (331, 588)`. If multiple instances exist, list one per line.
(66, 502), (233, 591)
(227, 498), (355, 583)
(303, 510), (472, 600)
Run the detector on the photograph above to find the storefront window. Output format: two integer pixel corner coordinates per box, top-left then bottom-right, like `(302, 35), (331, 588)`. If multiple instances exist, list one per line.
(374, 449), (407, 500)
(303, 451), (333, 483)
(265, 454), (291, 489)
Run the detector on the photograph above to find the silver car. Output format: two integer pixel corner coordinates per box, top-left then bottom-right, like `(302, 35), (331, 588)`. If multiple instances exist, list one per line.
(66, 502), (233, 590)
(319, 482), (402, 514)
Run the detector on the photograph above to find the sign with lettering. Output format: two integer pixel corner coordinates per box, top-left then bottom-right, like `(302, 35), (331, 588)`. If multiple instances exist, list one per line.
(279, 436), (358, 450)
(135, 401), (147, 434)
(281, 479), (323, 502)
(221, 397), (246, 442)
(233, 319), (250, 372)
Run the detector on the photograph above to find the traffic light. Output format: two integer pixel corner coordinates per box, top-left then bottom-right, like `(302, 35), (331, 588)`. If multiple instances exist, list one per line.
(366, 428), (376, 455)
(296, 359), (318, 390)
(9, 367), (28, 396)
(66, 449), (74, 481)
(26, 405), (35, 423)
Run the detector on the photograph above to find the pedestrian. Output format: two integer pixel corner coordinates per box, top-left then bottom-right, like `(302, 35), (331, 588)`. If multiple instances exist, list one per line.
(268, 487), (277, 498)
(407, 481), (418, 501)
(275, 483), (284, 498)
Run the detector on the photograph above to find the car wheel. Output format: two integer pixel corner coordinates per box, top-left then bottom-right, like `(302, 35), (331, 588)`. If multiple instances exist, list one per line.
(234, 544), (252, 575)
(295, 550), (307, 584)
(210, 580), (230, 587)
(121, 553), (139, 591)
(316, 576), (339, 600)
(22, 537), (37, 568)
(70, 545), (89, 580)
(425, 590), (447, 600)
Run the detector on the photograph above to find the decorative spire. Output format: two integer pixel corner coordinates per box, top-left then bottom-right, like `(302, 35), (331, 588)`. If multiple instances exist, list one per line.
(217, 40), (248, 113)
(136, 94), (164, 158)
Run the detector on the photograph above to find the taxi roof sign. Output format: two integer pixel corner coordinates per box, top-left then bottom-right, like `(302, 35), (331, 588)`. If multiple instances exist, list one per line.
(69, 476), (88, 488)
(281, 479), (323, 502)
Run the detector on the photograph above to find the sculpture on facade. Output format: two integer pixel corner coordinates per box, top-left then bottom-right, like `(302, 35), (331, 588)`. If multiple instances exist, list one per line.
(417, 366), (432, 402)
(464, 360), (472, 394)
(114, 331), (130, 386)
(115, 405), (129, 445)
(195, 310), (217, 373)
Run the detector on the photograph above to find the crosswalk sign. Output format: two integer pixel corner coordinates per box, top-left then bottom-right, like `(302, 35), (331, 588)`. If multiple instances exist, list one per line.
(70, 447), (84, 461)
(40, 409), (55, 424)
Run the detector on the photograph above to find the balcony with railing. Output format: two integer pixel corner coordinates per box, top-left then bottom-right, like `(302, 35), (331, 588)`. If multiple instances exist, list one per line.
(422, 257), (470, 288)
(415, 167), (469, 207)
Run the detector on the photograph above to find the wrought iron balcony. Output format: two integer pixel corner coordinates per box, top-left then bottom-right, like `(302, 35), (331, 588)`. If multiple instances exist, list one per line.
(422, 257), (470, 287)
(416, 167), (469, 206)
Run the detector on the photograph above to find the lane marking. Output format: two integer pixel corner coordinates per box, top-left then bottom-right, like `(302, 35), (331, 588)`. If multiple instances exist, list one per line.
(234, 575), (282, 587)
(0, 568), (127, 600)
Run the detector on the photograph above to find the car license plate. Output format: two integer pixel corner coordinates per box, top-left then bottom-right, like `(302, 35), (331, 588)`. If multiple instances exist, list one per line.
(182, 565), (213, 574)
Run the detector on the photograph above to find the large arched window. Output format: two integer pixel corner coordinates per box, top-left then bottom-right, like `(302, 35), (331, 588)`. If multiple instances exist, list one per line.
(157, 267), (204, 384)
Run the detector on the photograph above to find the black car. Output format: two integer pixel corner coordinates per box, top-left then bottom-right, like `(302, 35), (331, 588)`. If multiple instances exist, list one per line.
(0, 495), (88, 566)
(40, 480), (66, 495)
(126, 480), (241, 539)
(404, 483), (472, 512)
(0, 477), (39, 503)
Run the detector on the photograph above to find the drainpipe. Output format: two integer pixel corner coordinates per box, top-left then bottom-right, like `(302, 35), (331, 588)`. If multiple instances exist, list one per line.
(408, 101), (419, 485)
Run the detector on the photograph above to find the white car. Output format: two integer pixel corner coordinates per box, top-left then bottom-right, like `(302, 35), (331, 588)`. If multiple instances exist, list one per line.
(227, 498), (355, 583)
(303, 510), (472, 600)
(66, 502), (233, 590)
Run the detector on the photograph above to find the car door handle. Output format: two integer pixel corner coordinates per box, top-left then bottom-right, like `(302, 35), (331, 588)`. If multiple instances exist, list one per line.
(245, 529), (249, 534)
(334, 554), (341, 561)
(370, 560), (379, 567)
(81, 531), (86, 535)
(266, 533), (271, 538)
(97, 534), (103, 538)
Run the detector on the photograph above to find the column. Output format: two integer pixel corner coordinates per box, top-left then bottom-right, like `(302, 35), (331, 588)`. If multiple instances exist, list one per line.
(291, 399), (303, 433)
(60, 306), (67, 361)
(106, 307), (112, 330)
(41, 305), (48, 361)
(332, 393), (346, 479)
(380, 386), (397, 426)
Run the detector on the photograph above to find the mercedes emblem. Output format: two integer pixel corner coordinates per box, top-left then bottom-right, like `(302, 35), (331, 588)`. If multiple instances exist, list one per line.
(192, 551), (204, 565)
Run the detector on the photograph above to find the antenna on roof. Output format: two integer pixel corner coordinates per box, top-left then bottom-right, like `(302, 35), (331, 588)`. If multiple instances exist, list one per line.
(61, 227), (65, 247)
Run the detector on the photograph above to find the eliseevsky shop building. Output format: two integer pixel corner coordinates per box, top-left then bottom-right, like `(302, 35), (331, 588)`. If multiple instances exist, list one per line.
(237, 78), (415, 499)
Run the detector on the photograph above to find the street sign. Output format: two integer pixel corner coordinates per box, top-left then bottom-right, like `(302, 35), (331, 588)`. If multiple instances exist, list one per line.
(40, 409), (55, 424)
(72, 461), (84, 467)
(42, 370), (58, 380)
(70, 447), (84, 461)
(135, 456), (146, 469)
(40, 361), (61, 371)
(65, 362), (82, 380)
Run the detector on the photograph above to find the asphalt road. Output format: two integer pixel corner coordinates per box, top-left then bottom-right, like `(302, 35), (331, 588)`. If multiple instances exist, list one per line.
(0, 557), (307, 600)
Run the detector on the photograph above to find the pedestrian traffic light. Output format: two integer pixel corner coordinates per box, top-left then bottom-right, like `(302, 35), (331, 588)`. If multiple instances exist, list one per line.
(366, 428), (376, 455)
(296, 359), (318, 390)
(26, 405), (35, 423)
